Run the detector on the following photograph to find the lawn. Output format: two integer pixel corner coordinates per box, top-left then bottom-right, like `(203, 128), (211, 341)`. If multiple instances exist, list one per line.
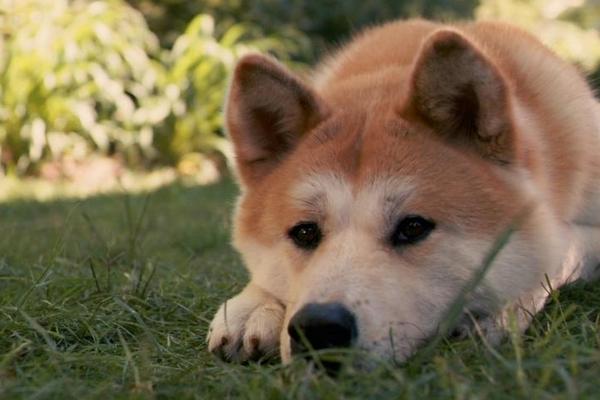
(0, 179), (599, 399)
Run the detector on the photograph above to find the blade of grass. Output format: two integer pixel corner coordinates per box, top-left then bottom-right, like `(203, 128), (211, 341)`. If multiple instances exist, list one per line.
(118, 329), (141, 388)
(88, 258), (102, 293)
(16, 264), (52, 312)
(19, 310), (57, 351)
(113, 296), (162, 353)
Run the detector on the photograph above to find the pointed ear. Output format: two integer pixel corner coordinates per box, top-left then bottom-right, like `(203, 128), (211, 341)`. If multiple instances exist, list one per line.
(404, 29), (515, 164)
(225, 54), (329, 185)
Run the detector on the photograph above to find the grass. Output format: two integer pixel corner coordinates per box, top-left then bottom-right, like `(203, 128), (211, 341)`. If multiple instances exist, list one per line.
(0, 178), (599, 399)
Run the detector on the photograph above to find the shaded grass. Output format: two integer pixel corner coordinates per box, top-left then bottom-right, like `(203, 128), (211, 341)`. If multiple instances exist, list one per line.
(0, 179), (599, 399)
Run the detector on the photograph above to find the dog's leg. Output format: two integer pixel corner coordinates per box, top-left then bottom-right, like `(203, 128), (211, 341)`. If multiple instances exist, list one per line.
(207, 283), (285, 362)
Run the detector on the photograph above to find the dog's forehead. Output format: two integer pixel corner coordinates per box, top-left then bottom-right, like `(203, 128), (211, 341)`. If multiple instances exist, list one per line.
(257, 108), (520, 237)
(289, 172), (415, 225)
(285, 117), (435, 226)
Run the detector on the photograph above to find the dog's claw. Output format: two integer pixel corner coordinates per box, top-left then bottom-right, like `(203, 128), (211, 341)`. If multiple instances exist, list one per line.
(207, 288), (285, 363)
(248, 336), (260, 351)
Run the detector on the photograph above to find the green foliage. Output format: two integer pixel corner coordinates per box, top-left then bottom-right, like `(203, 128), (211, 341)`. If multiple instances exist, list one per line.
(476, 0), (600, 70)
(0, 0), (306, 175)
(3, 0), (600, 177)
(160, 14), (308, 162)
(225, 0), (478, 53)
(0, 0), (167, 174)
(127, 0), (479, 57)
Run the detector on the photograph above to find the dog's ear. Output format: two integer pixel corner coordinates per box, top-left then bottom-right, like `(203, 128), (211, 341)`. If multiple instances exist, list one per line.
(226, 54), (329, 185)
(404, 29), (515, 164)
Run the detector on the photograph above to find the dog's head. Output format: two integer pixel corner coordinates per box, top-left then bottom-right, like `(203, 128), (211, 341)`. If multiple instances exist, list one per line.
(226, 30), (562, 365)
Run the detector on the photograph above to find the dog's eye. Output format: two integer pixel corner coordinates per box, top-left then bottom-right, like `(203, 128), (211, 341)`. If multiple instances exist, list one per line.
(288, 222), (322, 250)
(391, 216), (435, 246)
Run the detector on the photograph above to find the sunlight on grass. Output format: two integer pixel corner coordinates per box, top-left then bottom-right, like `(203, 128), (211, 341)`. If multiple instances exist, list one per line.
(0, 165), (220, 203)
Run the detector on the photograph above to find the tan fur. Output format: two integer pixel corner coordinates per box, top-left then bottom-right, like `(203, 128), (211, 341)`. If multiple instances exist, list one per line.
(208, 19), (600, 365)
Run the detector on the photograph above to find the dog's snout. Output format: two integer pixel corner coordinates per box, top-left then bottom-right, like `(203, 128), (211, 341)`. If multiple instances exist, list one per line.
(288, 302), (357, 354)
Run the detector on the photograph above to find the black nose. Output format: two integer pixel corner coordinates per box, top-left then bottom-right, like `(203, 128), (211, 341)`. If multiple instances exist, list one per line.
(288, 302), (357, 355)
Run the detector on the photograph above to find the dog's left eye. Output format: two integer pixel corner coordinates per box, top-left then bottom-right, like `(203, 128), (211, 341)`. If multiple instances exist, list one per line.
(288, 222), (322, 250)
(391, 215), (435, 246)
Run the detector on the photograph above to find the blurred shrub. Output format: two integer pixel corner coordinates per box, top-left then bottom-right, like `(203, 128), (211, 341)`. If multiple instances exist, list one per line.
(160, 14), (308, 163)
(3, 0), (599, 177)
(225, 0), (478, 58)
(477, 0), (600, 71)
(126, 0), (478, 59)
(0, 0), (168, 174)
(0, 0), (306, 175)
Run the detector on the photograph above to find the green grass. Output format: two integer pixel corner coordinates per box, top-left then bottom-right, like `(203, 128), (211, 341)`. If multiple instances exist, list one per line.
(0, 179), (599, 399)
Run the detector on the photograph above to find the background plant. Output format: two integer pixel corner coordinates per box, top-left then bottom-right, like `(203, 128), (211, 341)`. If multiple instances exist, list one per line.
(159, 13), (308, 165)
(1, 0), (600, 178)
(0, 0), (169, 174)
(0, 0), (307, 176)
(477, 0), (600, 70)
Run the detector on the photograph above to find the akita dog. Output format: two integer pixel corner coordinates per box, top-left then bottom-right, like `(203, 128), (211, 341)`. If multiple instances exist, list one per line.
(207, 19), (600, 367)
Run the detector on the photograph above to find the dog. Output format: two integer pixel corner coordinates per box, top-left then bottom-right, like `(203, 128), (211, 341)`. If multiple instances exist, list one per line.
(207, 19), (600, 367)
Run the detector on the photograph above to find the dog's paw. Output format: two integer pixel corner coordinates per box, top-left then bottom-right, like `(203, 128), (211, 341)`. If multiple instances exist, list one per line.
(452, 297), (545, 345)
(451, 311), (507, 345)
(207, 286), (284, 362)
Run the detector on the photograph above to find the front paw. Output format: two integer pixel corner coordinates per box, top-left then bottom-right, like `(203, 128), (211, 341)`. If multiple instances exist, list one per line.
(207, 286), (285, 362)
(451, 297), (545, 345)
(451, 310), (508, 345)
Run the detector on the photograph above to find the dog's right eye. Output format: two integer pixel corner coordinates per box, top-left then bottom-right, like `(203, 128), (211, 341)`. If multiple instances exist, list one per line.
(391, 215), (435, 247)
(288, 222), (322, 250)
